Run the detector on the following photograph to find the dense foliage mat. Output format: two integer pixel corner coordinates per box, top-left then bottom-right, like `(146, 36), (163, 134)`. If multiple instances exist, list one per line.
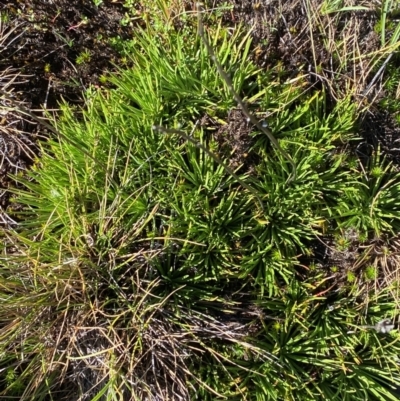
(2, 4), (400, 401)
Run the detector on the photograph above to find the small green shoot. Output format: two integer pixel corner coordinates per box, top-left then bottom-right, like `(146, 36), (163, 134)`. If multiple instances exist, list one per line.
(76, 49), (91, 65)
(365, 265), (378, 281)
(347, 271), (356, 283)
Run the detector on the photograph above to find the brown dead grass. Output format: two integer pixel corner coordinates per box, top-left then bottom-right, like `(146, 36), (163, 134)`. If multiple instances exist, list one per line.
(210, 0), (395, 108)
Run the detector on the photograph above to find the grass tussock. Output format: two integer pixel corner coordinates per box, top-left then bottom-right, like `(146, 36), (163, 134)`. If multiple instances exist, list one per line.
(1, 1), (400, 400)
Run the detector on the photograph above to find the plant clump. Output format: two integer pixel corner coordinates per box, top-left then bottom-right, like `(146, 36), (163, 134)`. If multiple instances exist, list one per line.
(1, 1), (400, 400)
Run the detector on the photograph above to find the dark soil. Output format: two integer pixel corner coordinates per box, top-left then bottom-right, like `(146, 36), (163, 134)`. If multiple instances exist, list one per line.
(0, 0), (139, 218)
(359, 108), (400, 166)
(1, 0), (137, 107)
(199, 109), (259, 174)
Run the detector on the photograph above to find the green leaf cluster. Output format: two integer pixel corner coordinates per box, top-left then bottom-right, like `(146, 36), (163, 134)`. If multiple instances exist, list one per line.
(2, 15), (400, 401)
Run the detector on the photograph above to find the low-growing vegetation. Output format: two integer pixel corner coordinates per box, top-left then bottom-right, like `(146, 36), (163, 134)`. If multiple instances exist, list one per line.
(1, 0), (400, 400)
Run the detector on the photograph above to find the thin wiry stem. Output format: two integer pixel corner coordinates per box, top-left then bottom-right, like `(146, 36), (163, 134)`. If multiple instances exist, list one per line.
(196, 2), (296, 182)
(362, 52), (394, 98)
